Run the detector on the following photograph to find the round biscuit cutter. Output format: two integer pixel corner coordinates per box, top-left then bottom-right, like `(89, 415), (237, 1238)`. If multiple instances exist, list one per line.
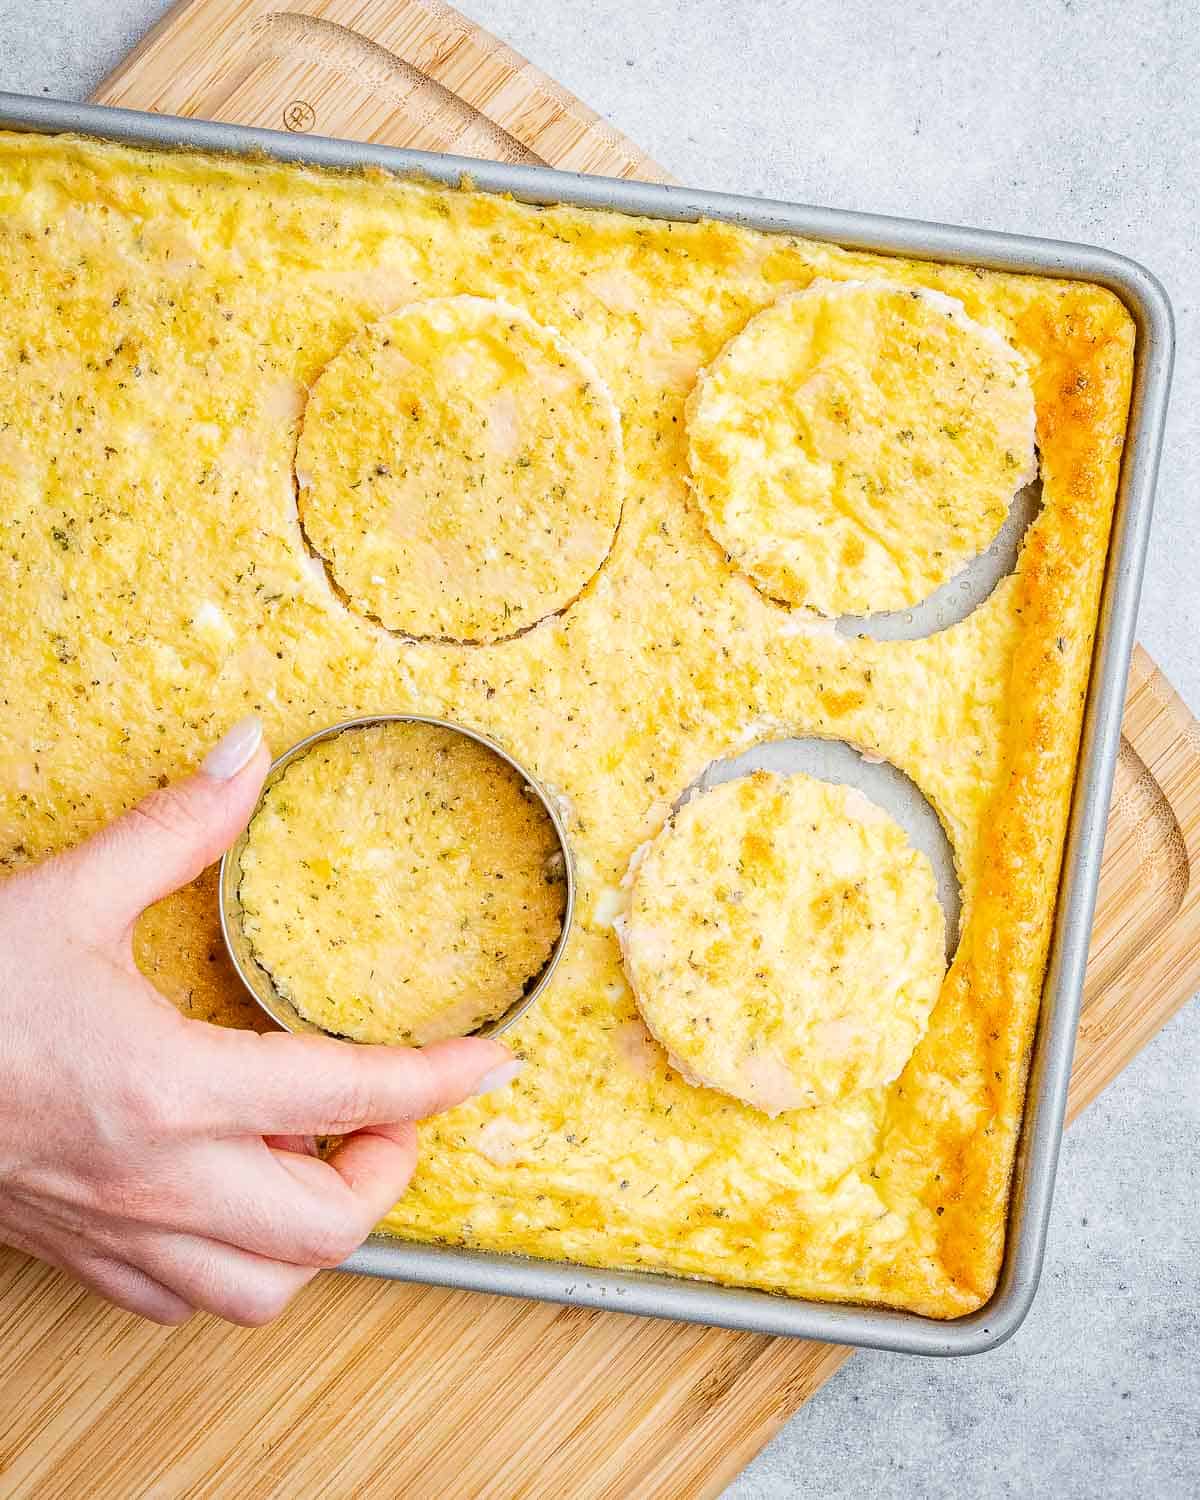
(218, 714), (576, 1041)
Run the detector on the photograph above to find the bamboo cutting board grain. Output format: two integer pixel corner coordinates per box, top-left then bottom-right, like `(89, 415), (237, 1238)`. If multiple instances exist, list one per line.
(0, 5), (1192, 1497)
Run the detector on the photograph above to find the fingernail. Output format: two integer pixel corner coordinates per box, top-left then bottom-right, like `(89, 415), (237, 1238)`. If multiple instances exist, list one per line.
(265, 1133), (319, 1157)
(202, 714), (264, 780)
(471, 1059), (524, 1097)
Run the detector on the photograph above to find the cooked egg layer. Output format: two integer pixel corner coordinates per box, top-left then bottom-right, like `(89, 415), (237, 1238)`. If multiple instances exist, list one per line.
(621, 771), (945, 1115)
(238, 721), (566, 1044)
(296, 296), (623, 642)
(0, 133), (1133, 1317)
(687, 280), (1037, 616)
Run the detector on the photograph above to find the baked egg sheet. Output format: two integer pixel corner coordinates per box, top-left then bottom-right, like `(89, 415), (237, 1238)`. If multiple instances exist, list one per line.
(0, 133), (1133, 1317)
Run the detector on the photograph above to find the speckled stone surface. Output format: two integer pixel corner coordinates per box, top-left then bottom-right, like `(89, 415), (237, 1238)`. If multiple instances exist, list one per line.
(1, 3), (1197, 1495)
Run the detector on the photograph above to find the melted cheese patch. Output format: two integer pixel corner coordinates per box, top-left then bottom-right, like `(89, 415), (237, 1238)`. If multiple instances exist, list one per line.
(238, 721), (566, 1044)
(296, 297), (623, 642)
(687, 280), (1037, 615)
(0, 133), (1134, 1318)
(622, 771), (945, 1115)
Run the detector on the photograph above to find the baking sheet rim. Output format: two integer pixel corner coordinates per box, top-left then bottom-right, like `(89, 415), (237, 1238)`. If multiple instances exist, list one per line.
(0, 91), (1175, 1356)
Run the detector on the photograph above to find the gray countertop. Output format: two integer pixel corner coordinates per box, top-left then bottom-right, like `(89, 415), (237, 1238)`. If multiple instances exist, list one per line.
(2, 1), (1197, 1495)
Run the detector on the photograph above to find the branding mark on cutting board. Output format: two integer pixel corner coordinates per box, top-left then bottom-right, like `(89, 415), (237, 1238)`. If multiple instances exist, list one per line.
(283, 101), (316, 132)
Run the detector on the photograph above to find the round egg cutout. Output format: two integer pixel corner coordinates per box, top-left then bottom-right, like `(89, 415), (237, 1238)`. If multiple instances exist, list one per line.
(618, 737), (958, 1117)
(295, 296), (624, 644)
(686, 279), (1038, 625)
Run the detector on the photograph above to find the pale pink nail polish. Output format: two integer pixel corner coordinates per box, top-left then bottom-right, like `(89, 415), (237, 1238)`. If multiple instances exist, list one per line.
(471, 1059), (524, 1097)
(202, 714), (264, 780)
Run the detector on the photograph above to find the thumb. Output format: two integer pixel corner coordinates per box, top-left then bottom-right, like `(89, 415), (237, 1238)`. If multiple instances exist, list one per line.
(56, 715), (269, 938)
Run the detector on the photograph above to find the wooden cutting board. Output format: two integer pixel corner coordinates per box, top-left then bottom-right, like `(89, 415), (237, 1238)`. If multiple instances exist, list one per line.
(0, 5), (1192, 1497)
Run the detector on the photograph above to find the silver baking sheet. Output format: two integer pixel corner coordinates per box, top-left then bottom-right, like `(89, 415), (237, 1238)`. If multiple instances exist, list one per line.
(0, 92), (1174, 1356)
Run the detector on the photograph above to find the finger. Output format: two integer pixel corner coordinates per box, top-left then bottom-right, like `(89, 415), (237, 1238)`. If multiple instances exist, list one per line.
(260, 1138), (420, 1262)
(71, 1254), (194, 1325)
(206, 1137), (419, 1268)
(51, 716), (269, 938)
(321, 1121), (419, 1234)
(195, 1146), (390, 1266)
(199, 1027), (521, 1136)
(109, 1137), (368, 1269)
(124, 1227), (316, 1327)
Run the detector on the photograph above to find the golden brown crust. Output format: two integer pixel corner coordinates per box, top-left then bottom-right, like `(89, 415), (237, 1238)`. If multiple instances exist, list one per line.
(0, 132), (1134, 1317)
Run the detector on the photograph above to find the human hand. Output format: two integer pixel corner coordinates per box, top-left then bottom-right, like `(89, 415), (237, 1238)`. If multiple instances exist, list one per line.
(0, 716), (518, 1325)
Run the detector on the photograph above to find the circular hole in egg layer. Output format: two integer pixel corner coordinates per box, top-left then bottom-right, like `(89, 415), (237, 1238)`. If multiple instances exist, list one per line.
(686, 278), (1038, 623)
(618, 739), (958, 1118)
(233, 717), (570, 1045)
(295, 296), (624, 645)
